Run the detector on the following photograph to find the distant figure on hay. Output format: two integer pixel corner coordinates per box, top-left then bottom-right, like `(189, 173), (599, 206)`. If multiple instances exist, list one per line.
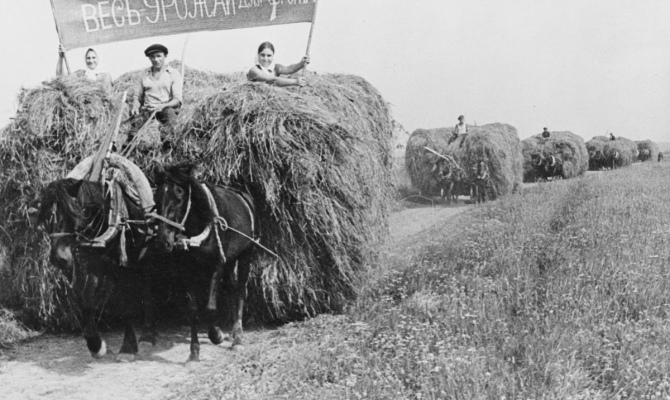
(129, 44), (183, 150)
(449, 115), (468, 144)
(659, 152), (665, 162)
(70, 47), (113, 94)
(541, 127), (551, 139)
(247, 42), (310, 87)
(609, 132), (616, 141)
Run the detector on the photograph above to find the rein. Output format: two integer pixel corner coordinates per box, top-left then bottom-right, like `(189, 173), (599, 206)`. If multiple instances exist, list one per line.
(156, 182), (279, 260)
(146, 185), (192, 231)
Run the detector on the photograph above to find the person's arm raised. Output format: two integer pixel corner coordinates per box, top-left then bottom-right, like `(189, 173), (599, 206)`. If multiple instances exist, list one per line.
(275, 55), (310, 75)
(248, 66), (306, 87)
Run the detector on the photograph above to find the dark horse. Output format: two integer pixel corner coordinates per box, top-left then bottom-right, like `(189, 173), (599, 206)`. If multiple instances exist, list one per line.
(37, 177), (155, 362)
(471, 160), (492, 204)
(153, 163), (257, 361)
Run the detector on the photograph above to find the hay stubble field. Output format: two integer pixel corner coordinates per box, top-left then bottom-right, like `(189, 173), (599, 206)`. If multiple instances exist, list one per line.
(2, 162), (670, 399)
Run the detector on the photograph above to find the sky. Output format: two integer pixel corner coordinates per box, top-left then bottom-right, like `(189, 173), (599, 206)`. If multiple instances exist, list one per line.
(1, 0), (669, 144)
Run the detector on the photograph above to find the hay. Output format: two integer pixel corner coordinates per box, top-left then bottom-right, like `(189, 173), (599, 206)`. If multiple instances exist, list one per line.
(112, 61), (246, 150)
(170, 73), (393, 321)
(521, 131), (588, 181)
(1, 67), (392, 327)
(603, 137), (636, 169)
(636, 140), (660, 162)
(0, 75), (121, 328)
(405, 124), (523, 197)
(592, 135), (609, 142)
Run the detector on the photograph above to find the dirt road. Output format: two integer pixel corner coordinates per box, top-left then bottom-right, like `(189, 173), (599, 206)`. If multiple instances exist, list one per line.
(0, 202), (471, 400)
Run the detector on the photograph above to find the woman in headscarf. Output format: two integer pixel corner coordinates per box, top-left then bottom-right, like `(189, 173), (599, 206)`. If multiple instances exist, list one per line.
(77, 48), (113, 94)
(247, 42), (310, 87)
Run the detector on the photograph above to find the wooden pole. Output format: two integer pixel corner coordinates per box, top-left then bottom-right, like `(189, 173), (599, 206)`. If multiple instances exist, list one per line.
(301, 0), (320, 75)
(180, 34), (191, 82)
(87, 91), (128, 182)
(49, 0), (70, 75)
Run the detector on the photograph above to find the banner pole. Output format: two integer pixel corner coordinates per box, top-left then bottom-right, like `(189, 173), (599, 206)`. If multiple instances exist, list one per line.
(302, 0), (320, 75)
(180, 34), (191, 81)
(49, 0), (70, 75)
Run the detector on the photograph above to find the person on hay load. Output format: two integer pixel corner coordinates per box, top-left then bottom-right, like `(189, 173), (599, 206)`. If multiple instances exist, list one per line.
(609, 132), (616, 141)
(79, 48), (113, 94)
(247, 41), (310, 87)
(128, 44), (183, 150)
(449, 115), (468, 144)
(61, 45), (113, 94)
(542, 127), (551, 138)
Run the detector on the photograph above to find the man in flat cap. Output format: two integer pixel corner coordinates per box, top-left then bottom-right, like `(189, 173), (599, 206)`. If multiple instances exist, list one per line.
(128, 44), (183, 150)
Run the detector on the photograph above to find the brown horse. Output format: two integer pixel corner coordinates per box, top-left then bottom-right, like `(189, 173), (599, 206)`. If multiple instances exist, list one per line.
(36, 178), (155, 362)
(152, 163), (257, 361)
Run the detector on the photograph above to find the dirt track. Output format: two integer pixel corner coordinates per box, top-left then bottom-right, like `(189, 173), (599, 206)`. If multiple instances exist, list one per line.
(0, 202), (471, 400)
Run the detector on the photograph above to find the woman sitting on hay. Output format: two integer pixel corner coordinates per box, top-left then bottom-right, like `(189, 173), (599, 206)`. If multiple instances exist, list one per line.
(69, 46), (113, 94)
(247, 42), (310, 87)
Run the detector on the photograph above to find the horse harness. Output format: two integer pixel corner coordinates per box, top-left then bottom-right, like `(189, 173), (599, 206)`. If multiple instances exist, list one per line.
(147, 184), (278, 263)
(48, 179), (143, 267)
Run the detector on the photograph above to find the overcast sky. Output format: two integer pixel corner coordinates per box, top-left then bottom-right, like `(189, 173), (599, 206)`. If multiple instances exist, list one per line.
(1, 0), (669, 143)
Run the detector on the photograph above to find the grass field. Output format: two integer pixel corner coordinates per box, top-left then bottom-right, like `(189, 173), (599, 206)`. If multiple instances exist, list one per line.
(164, 162), (670, 399)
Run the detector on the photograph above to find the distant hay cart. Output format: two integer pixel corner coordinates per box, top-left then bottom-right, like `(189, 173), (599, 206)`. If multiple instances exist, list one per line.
(603, 136), (637, 169)
(521, 131), (588, 181)
(636, 140), (660, 162)
(405, 123), (523, 198)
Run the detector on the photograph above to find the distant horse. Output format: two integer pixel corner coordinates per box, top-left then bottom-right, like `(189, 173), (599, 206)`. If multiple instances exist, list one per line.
(531, 152), (563, 180)
(589, 150), (607, 171)
(471, 160), (491, 204)
(36, 177), (155, 362)
(544, 154), (564, 180)
(431, 157), (465, 204)
(607, 149), (620, 170)
(153, 163), (257, 361)
(639, 148), (651, 162)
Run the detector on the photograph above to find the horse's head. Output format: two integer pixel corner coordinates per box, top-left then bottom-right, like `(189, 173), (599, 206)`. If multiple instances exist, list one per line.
(153, 163), (201, 253)
(431, 159), (451, 180)
(37, 179), (106, 274)
(37, 179), (84, 272)
(475, 160), (489, 180)
(531, 152), (545, 167)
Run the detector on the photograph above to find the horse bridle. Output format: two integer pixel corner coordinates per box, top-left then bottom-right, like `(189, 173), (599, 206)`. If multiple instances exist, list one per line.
(148, 183), (192, 232)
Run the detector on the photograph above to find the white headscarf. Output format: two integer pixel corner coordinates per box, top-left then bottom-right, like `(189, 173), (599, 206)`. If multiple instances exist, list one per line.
(254, 53), (275, 75)
(84, 49), (110, 81)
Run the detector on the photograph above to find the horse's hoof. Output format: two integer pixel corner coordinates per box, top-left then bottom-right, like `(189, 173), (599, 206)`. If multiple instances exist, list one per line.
(208, 329), (224, 345)
(138, 333), (158, 346)
(223, 335), (233, 342)
(116, 353), (136, 363)
(187, 353), (200, 363)
(138, 341), (154, 354)
(90, 340), (107, 359)
(231, 344), (245, 352)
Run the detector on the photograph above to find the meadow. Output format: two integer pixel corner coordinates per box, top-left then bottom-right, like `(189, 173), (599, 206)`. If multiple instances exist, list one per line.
(162, 162), (670, 399)
(3, 162), (670, 400)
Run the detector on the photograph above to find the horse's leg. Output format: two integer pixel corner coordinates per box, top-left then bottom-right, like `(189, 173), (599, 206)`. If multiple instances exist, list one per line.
(81, 274), (106, 359)
(82, 308), (106, 359)
(138, 268), (158, 347)
(117, 272), (139, 362)
(185, 281), (201, 362)
(206, 259), (226, 345)
(117, 319), (139, 362)
(231, 254), (252, 350)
